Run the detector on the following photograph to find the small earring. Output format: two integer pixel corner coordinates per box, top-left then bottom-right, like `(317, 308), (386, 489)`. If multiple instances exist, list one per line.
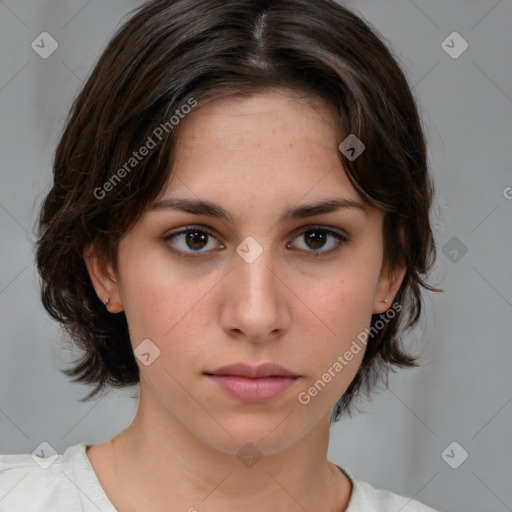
(383, 298), (388, 303)
(104, 298), (111, 307)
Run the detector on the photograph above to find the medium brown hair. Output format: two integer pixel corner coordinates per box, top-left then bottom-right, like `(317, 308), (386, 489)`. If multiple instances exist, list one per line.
(35, 0), (441, 419)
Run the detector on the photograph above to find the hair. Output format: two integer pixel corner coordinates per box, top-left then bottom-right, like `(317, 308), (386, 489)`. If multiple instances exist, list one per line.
(35, 0), (441, 420)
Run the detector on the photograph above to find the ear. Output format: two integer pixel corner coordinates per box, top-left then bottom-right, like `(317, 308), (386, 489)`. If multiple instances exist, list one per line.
(372, 262), (407, 314)
(83, 244), (124, 313)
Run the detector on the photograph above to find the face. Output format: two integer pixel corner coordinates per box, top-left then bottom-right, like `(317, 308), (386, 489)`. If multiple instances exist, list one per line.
(86, 89), (404, 457)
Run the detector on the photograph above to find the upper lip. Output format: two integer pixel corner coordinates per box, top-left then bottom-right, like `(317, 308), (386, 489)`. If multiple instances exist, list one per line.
(205, 362), (299, 378)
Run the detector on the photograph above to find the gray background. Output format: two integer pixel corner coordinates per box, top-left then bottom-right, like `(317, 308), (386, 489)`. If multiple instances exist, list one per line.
(1, 1), (511, 511)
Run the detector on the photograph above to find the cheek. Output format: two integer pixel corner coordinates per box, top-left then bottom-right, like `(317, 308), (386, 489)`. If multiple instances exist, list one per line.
(116, 241), (181, 343)
(306, 261), (379, 338)
(291, 258), (380, 397)
(300, 279), (370, 373)
(293, 295), (370, 412)
(118, 251), (218, 368)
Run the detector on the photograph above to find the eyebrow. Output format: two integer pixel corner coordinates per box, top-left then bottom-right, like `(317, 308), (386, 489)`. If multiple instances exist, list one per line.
(149, 197), (366, 222)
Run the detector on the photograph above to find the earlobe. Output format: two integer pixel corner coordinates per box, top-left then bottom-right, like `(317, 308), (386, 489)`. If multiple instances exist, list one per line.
(83, 244), (124, 313)
(373, 264), (407, 314)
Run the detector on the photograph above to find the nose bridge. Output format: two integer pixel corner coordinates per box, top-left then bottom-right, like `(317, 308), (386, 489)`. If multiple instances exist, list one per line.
(226, 237), (287, 338)
(238, 250), (277, 301)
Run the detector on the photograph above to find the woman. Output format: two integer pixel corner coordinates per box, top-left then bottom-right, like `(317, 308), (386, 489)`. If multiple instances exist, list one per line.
(0, 0), (441, 510)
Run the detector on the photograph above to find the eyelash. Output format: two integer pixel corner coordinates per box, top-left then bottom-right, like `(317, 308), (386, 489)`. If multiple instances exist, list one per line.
(163, 225), (350, 260)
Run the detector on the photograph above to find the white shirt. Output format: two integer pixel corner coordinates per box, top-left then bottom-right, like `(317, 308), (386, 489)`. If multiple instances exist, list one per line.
(0, 443), (439, 511)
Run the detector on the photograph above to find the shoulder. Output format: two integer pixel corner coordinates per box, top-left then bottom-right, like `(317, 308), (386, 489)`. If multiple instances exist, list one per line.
(0, 443), (113, 512)
(339, 467), (440, 512)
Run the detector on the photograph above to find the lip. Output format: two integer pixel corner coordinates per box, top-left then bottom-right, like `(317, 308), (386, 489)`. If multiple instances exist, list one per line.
(206, 362), (299, 378)
(204, 363), (300, 403)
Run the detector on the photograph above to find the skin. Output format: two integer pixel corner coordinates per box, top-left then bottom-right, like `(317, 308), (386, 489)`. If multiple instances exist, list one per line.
(84, 89), (406, 512)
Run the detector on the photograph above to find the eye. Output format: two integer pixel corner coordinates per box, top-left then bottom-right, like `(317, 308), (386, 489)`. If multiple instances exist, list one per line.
(164, 226), (224, 258)
(288, 226), (349, 256)
(163, 225), (349, 260)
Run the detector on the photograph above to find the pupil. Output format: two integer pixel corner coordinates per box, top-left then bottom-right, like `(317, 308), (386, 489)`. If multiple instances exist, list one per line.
(306, 231), (326, 250)
(186, 231), (207, 250)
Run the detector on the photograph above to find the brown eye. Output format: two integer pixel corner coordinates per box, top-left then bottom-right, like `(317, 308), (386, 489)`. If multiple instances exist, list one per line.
(289, 227), (349, 256)
(185, 230), (209, 250)
(164, 227), (224, 258)
(304, 230), (328, 250)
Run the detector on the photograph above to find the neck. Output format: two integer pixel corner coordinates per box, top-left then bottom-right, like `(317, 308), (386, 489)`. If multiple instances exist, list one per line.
(106, 383), (352, 512)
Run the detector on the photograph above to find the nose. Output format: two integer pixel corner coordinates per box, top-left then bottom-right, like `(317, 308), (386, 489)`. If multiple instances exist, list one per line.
(219, 243), (291, 343)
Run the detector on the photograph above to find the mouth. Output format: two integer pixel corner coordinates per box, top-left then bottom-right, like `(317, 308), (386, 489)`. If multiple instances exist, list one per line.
(204, 362), (301, 403)
(205, 362), (300, 378)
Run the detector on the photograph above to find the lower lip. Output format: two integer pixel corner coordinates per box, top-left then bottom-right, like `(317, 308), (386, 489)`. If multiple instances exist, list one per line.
(206, 375), (299, 403)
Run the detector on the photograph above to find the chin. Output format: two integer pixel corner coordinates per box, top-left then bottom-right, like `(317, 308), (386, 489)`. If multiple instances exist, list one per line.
(194, 414), (310, 459)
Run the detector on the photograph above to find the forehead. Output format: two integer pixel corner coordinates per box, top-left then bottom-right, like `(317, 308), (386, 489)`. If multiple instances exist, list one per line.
(174, 89), (338, 149)
(163, 90), (363, 203)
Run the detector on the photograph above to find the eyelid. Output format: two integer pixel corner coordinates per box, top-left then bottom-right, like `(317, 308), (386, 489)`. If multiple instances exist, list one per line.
(289, 224), (349, 241)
